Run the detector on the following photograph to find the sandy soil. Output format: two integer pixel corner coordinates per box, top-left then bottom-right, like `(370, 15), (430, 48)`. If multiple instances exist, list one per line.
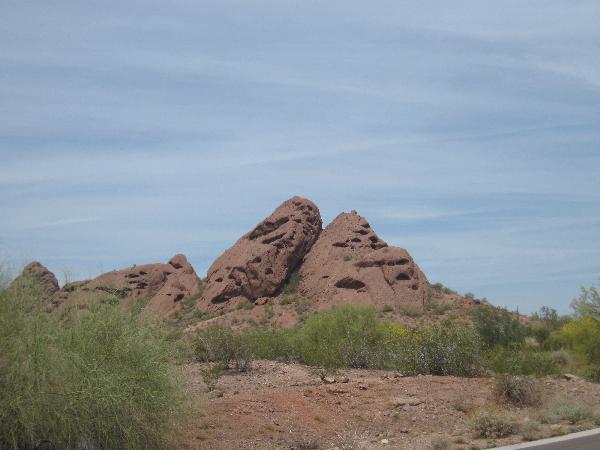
(183, 361), (600, 450)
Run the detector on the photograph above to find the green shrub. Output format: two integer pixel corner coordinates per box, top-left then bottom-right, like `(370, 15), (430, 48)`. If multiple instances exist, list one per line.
(484, 348), (558, 376)
(471, 411), (515, 438)
(292, 305), (389, 369)
(538, 398), (593, 424)
(520, 420), (544, 441)
(194, 324), (253, 371)
(398, 305), (423, 317)
(554, 317), (600, 364)
(583, 366), (600, 383)
(430, 282), (457, 296)
(382, 304), (394, 313)
(494, 375), (542, 406)
(392, 324), (482, 376)
(282, 269), (300, 294)
(244, 305), (482, 376)
(472, 306), (526, 349)
(571, 280), (600, 320)
(0, 282), (194, 450)
(427, 300), (451, 316)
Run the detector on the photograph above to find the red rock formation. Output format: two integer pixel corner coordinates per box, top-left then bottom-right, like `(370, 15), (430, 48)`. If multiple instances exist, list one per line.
(199, 196), (321, 310)
(51, 254), (201, 317)
(299, 211), (428, 309)
(9, 261), (60, 301)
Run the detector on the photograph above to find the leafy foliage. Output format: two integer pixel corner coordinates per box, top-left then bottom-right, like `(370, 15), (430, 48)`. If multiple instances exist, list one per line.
(0, 281), (195, 450)
(472, 306), (526, 349)
(571, 279), (600, 320)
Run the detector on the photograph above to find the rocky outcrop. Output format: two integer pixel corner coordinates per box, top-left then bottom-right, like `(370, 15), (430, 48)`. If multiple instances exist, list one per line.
(299, 211), (429, 309)
(144, 254), (202, 316)
(199, 196), (321, 309)
(51, 254), (201, 317)
(9, 261), (60, 301)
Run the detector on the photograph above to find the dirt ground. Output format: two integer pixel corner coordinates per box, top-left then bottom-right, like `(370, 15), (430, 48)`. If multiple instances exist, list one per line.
(183, 361), (600, 450)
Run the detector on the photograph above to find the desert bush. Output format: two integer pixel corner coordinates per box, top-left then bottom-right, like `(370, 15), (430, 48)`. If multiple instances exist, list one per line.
(430, 282), (457, 296)
(549, 350), (571, 367)
(245, 305), (482, 375)
(430, 438), (453, 450)
(381, 304), (394, 313)
(472, 306), (526, 349)
(282, 269), (300, 294)
(0, 282), (194, 450)
(520, 420), (545, 441)
(537, 398), (593, 424)
(427, 300), (452, 316)
(392, 324), (482, 376)
(571, 280), (600, 320)
(471, 410), (515, 438)
(398, 305), (423, 317)
(194, 324), (253, 371)
(484, 347), (557, 376)
(292, 305), (389, 369)
(583, 366), (600, 383)
(494, 375), (542, 406)
(554, 317), (600, 364)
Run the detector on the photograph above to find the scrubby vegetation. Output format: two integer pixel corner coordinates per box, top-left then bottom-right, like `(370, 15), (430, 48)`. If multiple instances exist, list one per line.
(196, 305), (482, 375)
(0, 278), (195, 450)
(494, 375), (542, 406)
(194, 279), (600, 383)
(471, 410), (515, 438)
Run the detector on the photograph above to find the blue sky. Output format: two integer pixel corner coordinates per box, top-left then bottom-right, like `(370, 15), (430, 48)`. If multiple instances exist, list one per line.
(1, 1), (599, 313)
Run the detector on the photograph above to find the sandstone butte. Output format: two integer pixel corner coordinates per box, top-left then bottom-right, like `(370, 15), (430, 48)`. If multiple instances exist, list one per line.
(11, 196), (430, 317)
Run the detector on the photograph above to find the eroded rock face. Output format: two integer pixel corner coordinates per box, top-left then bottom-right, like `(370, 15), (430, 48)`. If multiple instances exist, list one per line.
(52, 254), (201, 317)
(199, 196), (321, 309)
(10, 261), (60, 301)
(299, 211), (429, 309)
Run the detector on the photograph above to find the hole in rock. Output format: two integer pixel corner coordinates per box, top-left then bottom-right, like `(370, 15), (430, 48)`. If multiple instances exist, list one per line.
(174, 293), (185, 302)
(332, 242), (349, 248)
(396, 273), (411, 281)
(335, 277), (366, 290)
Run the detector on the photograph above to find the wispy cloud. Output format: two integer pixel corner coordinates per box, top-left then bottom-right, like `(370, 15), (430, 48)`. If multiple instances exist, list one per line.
(1, 1), (599, 313)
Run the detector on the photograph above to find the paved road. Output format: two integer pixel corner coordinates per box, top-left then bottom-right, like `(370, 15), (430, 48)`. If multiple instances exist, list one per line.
(494, 428), (600, 450)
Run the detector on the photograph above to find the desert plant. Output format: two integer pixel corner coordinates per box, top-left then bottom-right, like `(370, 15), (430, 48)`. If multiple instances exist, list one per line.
(0, 282), (195, 450)
(584, 366), (600, 383)
(382, 304), (394, 313)
(430, 438), (453, 450)
(571, 280), (600, 320)
(537, 398), (593, 424)
(398, 305), (423, 317)
(282, 269), (300, 294)
(484, 348), (557, 376)
(471, 410), (515, 438)
(520, 420), (545, 441)
(394, 324), (482, 376)
(293, 305), (389, 369)
(200, 363), (224, 391)
(554, 317), (600, 364)
(494, 375), (542, 406)
(430, 282), (457, 296)
(194, 324), (253, 371)
(472, 306), (526, 349)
